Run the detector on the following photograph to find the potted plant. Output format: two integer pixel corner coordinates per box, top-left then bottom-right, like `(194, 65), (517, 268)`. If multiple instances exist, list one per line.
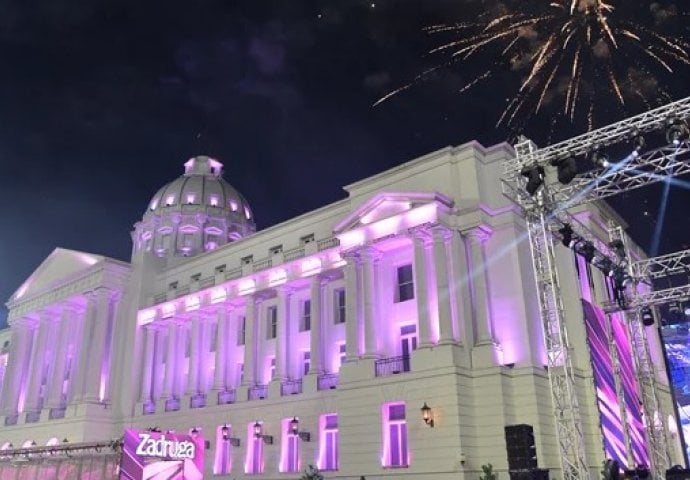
(480, 463), (497, 480)
(300, 465), (324, 480)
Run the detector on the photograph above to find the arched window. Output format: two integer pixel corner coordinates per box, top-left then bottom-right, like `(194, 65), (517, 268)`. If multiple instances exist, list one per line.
(46, 438), (59, 446)
(213, 425), (232, 474)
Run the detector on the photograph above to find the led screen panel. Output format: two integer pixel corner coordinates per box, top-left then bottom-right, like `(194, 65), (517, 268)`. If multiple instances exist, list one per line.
(119, 429), (204, 480)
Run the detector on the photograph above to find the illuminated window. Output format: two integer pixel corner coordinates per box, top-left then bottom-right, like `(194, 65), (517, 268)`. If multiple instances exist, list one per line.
(395, 265), (414, 303)
(269, 357), (276, 381)
(244, 206), (252, 220)
(300, 300), (311, 332)
(338, 344), (347, 368)
(281, 418), (300, 473)
(320, 414), (339, 471)
(246, 422), (264, 474)
(209, 195), (219, 207)
(383, 402), (408, 467)
(213, 425), (232, 474)
(237, 317), (246, 346)
(303, 352), (311, 376)
(334, 289), (346, 324)
(165, 195), (175, 206)
(186, 193), (196, 204)
(267, 306), (277, 339)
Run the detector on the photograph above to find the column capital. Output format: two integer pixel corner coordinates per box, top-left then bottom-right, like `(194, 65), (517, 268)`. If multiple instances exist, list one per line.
(430, 224), (454, 243)
(359, 246), (383, 264)
(275, 285), (297, 297)
(340, 248), (362, 264)
(408, 224), (433, 245)
(463, 224), (493, 244)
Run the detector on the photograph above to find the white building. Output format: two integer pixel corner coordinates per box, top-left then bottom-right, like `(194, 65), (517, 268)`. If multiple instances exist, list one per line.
(0, 142), (682, 479)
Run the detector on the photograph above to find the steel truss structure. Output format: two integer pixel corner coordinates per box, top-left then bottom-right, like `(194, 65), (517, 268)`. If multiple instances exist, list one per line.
(503, 96), (690, 480)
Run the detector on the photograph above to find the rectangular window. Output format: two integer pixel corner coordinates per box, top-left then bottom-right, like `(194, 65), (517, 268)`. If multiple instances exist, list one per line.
(246, 423), (264, 474)
(300, 300), (311, 332)
(237, 316), (246, 346)
(320, 414), (339, 471)
(267, 306), (278, 339)
(396, 265), (414, 302)
(213, 424), (232, 474)
(334, 288), (346, 324)
(237, 363), (244, 386)
(303, 352), (311, 376)
(339, 344), (347, 368)
(383, 402), (408, 468)
(270, 357), (276, 381)
(282, 418), (300, 473)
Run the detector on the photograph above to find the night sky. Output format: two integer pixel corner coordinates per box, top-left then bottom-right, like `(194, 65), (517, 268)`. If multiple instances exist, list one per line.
(1, 1), (688, 326)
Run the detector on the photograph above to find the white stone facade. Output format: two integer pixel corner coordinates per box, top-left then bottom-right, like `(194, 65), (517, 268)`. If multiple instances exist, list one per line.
(0, 142), (681, 478)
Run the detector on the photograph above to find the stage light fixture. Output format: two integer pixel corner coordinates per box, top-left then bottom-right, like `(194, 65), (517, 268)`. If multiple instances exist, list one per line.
(608, 239), (626, 259)
(666, 117), (689, 146)
(641, 307), (655, 326)
(602, 459), (620, 480)
(684, 304), (690, 318)
(592, 255), (613, 273)
(576, 240), (596, 263)
(590, 145), (610, 169)
(550, 156), (578, 184)
(629, 129), (645, 157)
(520, 165), (545, 196)
(558, 224), (575, 248)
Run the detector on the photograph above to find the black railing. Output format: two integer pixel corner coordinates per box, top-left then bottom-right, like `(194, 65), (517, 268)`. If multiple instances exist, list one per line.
(317, 373), (339, 390)
(281, 379), (303, 396)
(25, 411), (41, 424)
(374, 355), (410, 377)
(165, 398), (181, 412)
(49, 407), (66, 420)
(190, 394), (206, 409)
(248, 385), (268, 400)
(217, 390), (236, 405)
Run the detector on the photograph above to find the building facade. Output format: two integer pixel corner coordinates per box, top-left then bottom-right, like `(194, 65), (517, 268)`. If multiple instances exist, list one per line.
(0, 142), (682, 479)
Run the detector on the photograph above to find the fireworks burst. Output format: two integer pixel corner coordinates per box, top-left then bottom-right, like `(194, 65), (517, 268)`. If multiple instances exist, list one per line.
(377, 0), (690, 130)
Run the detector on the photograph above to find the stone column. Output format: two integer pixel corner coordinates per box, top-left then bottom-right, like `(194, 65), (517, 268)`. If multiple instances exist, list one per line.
(0, 322), (33, 415)
(360, 247), (382, 359)
(139, 325), (157, 403)
(24, 314), (52, 413)
(46, 308), (76, 408)
(161, 321), (177, 399)
(432, 225), (457, 345)
(275, 288), (291, 381)
(465, 226), (495, 345)
(410, 228), (434, 348)
(174, 321), (188, 397)
(212, 307), (229, 391)
(343, 254), (361, 362)
(83, 288), (114, 403)
(71, 297), (95, 404)
(242, 297), (256, 386)
(186, 316), (201, 394)
(198, 317), (213, 393)
(309, 276), (326, 374)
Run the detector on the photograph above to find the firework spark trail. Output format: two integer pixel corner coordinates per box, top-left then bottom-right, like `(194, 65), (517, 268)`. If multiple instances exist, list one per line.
(377, 0), (690, 130)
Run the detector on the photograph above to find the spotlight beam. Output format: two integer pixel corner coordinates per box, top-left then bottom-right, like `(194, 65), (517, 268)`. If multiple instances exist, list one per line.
(649, 177), (672, 257)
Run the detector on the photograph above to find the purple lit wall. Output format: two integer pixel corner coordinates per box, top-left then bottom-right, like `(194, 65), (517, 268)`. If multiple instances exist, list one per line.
(583, 299), (648, 466)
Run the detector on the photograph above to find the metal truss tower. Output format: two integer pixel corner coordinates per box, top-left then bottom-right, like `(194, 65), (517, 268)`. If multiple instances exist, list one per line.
(503, 96), (690, 480)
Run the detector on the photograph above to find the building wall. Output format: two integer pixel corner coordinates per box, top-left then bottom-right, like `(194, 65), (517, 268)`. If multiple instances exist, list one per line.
(0, 141), (679, 478)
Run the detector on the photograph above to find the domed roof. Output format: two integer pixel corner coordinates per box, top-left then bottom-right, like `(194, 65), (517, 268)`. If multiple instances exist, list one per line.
(145, 155), (254, 224)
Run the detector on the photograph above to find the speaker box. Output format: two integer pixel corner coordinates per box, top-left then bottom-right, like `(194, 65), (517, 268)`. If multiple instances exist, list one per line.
(666, 467), (690, 480)
(509, 469), (550, 480)
(505, 424), (537, 471)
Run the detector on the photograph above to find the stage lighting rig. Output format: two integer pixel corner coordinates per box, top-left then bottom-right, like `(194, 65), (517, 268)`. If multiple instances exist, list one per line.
(520, 165), (545, 196)
(590, 145), (610, 169)
(575, 240), (596, 263)
(629, 129), (646, 158)
(558, 223), (575, 248)
(551, 156), (578, 185)
(641, 307), (655, 326)
(666, 116), (689, 146)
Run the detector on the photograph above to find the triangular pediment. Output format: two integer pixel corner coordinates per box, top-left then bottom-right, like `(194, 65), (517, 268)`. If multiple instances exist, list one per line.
(10, 248), (104, 302)
(333, 191), (454, 234)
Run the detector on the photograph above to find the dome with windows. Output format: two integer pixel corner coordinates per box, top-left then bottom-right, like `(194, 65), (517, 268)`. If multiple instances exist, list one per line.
(133, 155), (256, 259)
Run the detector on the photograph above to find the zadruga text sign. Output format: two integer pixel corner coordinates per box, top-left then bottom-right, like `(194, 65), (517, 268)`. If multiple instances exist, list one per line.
(119, 429), (204, 480)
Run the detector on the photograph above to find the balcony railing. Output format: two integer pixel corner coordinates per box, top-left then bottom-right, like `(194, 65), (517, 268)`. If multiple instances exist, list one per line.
(25, 411), (41, 424)
(142, 402), (156, 415)
(165, 398), (180, 412)
(49, 407), (66, 420)
(375, 355), (411, 377)
(248, 385), (268, 401)
(217, 390), (236, 405)
(281, 379), (303, 396)
(190, 394), (206, 409)
(317, 373), (339, 391)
